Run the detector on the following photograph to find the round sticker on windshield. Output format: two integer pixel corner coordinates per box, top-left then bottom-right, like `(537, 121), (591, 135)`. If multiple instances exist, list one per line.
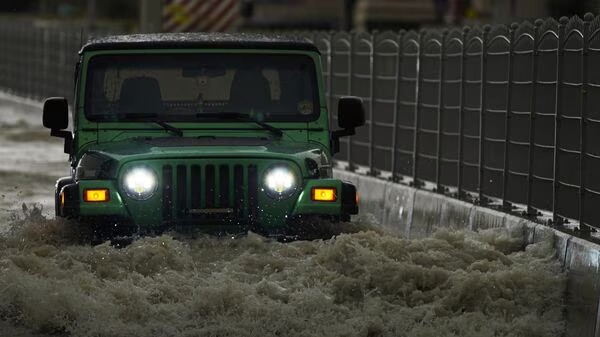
(298, 100), (313, 115)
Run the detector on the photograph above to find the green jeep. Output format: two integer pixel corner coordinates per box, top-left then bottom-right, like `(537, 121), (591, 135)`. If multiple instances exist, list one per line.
(42, 33), (364, 241)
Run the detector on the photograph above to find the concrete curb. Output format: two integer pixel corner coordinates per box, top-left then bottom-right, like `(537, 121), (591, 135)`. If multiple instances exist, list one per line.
(335, 169), (600, 337)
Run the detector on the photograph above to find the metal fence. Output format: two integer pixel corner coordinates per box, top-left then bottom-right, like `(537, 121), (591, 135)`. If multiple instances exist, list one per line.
(0, 18), (119, 101)
(300, 13), (600, 234)
(0, 15), (599, 234)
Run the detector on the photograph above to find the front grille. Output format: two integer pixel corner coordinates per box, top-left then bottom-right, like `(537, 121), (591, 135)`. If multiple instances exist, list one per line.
(162, 163), (259, 223)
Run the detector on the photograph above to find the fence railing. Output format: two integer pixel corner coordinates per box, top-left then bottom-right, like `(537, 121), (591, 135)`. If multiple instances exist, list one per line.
(300, 13), (600, 235)
(0, 18), (119, 101)
(0, 15), (599, 235)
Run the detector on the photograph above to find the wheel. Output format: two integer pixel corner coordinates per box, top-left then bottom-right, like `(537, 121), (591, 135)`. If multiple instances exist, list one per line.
(83, 221), (137, 247)
(282, 215), (349, 241)
(54, 177), (74, 217)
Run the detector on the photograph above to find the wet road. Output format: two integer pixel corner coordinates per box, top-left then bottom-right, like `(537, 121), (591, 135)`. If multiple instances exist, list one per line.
(0, 94), (68, 225)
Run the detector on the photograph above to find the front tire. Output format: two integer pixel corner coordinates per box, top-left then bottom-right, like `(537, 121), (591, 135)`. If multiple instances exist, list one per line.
(79, 219), (137, 246)
(54, 177), (74, 217)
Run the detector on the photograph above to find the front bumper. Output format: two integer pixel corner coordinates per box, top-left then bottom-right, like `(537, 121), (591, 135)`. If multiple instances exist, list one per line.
(59, 178), (358, 231)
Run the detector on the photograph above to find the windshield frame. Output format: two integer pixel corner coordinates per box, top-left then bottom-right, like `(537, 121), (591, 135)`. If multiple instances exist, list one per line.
(83, 51), (321, 124)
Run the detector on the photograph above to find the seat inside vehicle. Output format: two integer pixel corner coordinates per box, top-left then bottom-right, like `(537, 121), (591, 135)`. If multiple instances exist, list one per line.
(229, 69), (271, 112)
(119, 76), (164, 115)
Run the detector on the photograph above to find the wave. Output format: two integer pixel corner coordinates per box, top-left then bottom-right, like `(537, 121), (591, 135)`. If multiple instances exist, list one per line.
(0, 205), (565, 337)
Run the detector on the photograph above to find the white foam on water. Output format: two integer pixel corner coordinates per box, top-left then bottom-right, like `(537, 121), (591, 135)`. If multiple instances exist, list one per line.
(0, 208), (565, 337)
(0, 96), (69, 223)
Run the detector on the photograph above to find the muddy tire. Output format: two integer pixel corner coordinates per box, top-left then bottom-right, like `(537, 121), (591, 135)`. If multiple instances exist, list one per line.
(86, 222), (136, 247)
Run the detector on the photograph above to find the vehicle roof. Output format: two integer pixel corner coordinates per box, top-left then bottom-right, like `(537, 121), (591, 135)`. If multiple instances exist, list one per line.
(80, 33), (320, 54)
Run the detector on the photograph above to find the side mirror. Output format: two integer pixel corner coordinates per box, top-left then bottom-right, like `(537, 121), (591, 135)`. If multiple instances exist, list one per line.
(43, 97), (69, 130)
(337, 96), (365, 129)
(43, 97), (72, 155)
(331, 96), (365, 154)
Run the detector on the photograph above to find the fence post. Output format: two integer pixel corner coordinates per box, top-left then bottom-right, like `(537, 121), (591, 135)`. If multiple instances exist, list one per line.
(411, 30), (425, 187)
(43, 28), (50, 99)
(552, 17), (568, 227)
(17, 25), (24, 95)
(579, 13), (592, 236)
(526, 19), (542, 217)
(24, 28), (31, 99)
(33, 28), (41, 99)
(457, 27), (470, 199)
(0, 22), (5, 90)
(502, 23), (517, 211)
(391, 30), (405, 182)
(326, 32), (334, 131)
(478, 25), (490, 205)
(368, 33), (376, 176)
(435, 30), (448, 193)
(60, 30), (69, 98)
(347, 31), (355, 172)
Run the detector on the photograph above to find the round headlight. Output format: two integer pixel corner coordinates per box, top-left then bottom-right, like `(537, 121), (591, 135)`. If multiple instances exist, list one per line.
(263, 166), (297, 199)
(122, 166), (158, 200)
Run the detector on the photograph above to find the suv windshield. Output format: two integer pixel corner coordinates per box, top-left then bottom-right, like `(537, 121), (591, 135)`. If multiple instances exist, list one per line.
(85, 53), (319, 122)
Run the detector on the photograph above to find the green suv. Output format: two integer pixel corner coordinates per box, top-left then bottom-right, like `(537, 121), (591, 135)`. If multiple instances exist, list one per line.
(43, 33), (364, 240)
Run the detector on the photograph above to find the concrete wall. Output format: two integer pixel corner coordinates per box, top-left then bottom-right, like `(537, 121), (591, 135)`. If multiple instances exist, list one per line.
(335, 170), (600, 337)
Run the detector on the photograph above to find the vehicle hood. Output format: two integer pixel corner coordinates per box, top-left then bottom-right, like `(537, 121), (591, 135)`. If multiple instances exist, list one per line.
(76, 137), (330, 179)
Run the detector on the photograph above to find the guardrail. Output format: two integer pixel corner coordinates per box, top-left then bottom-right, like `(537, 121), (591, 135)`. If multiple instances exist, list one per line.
(0, 15), (599, 236)
(300, 13), (600, 236)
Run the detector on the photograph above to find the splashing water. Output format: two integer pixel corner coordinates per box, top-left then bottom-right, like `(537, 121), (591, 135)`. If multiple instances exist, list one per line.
(0, 206), (565, 337)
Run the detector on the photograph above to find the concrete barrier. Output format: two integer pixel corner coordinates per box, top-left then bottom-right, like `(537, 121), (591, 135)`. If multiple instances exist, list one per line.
(335, 169), (600, 337)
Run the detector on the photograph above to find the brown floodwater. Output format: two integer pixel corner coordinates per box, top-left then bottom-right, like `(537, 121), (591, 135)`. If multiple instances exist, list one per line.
(0, 206), (565, 337)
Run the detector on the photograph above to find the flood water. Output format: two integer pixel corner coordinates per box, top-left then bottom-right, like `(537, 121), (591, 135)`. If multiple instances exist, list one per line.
(0, 96), (565, 337)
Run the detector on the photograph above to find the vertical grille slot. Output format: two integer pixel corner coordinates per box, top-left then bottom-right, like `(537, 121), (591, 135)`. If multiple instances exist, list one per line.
(177, 165), (187, 215)
(190, 165), (201, 209)
(162, 165), (173, 220)
(219, 165), (230, 208)
(234, 165), (244, 217)
(205, 164), (215, 208)
(164, 162), (259, 223)
(248, 164), (258, 221)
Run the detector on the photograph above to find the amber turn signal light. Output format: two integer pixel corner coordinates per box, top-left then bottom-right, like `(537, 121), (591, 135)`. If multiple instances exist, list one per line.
(311, 187), (337, 202)
(84, 189), (110, 202)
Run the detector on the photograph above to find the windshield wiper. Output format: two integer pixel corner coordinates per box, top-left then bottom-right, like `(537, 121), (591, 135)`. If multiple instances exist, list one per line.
(115, 113), (184, 137)
(197, 112), (283, 138)
(251, 120), (283, 138)
(155, 120), (183, 137)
